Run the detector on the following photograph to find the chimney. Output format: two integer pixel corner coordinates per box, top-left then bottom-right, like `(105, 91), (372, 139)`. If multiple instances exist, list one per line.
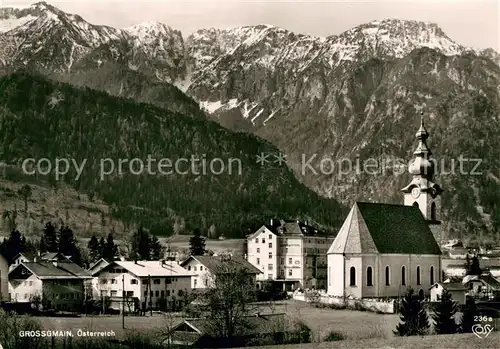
(120, 256), (125, 261)
(53, 261), (58, 268)
(134, 260), (137, 264)
(270, 218), (273, 226)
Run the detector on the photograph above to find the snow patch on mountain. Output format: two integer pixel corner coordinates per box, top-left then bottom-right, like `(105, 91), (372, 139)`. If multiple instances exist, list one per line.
(0, 14), (36, 33)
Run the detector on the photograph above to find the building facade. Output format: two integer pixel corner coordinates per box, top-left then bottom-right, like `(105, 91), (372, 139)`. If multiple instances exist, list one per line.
(327, 115), (443, 299)
(91, 260), (194, 311)
(247, 221), (332, 290)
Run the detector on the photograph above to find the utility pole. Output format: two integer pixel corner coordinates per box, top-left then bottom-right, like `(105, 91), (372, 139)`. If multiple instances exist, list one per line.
(122, 275), (125, 329)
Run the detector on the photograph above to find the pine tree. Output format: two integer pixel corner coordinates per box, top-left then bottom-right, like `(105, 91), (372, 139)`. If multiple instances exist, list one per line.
(467, 255), (482, 275)
(130, 227), (151, 260)
(460, 297), (477, 333)
(58, 225), (81, 264)
(432, 288), (459, 334)
(189, 228), (206, 256)
(149, 235), (163, 260)
(102, 233), (118, 260)
(40, 222), (58, 253)
(87, 235), (100, 262)
(394, 288), (430, 336)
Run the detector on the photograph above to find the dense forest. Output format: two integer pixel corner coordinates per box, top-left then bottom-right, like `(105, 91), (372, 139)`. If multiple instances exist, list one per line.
(0, 72), (346, 238)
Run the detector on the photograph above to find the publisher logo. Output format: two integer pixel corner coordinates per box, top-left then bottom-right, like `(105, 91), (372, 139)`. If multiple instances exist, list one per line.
(472, 324), (494, 339)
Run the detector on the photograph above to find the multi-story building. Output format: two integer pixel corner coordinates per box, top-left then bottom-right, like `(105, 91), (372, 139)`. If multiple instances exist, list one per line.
(247, 220), (333, 291)
(8, 260), (92, 311)
(90, 260), (194, 311)
(180, 255), (261, 289)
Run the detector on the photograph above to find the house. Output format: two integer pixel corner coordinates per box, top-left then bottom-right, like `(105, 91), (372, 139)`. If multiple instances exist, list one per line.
(429, 282), (467, 304)
(164, 313), (285, 347)
(11, 252), (71, 271)
(447, 248), (469, 259)
(247, 221), (333, 291)
(327, 115), (442, 299)
(181, 255), (261, 289)
(90, 260), (194, 311)
(8, 261), (92, 311)
(462, 273), (500, 300)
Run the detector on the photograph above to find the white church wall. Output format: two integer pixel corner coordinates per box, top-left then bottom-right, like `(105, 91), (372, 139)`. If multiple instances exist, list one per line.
(327, 254), (344, 296)
(344, 255), (363, 298)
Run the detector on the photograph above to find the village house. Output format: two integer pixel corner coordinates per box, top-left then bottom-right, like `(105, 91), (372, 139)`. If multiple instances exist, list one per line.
(429, 282), (468, 304)
(327, 115), (442, 299)
(462, 273), (500, 300)
(180, 255), (261, 290)
(246, 220), (332, 291)
(8, 260), (92, 311)
(90, 260), (194, 311)
(10, 252), (72, 271)
(164, 313), (286, 347)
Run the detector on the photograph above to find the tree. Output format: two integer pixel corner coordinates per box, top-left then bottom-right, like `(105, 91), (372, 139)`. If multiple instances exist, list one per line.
(17, 184), (32, 220)
(189, 229), (206, 256)
(432, 288), (459, 334)
(40, 222), (58, 253)
(87, 235), (100, 262)
(130, 227), (151, 260)
(465, 255), (482, 275)
(202, 260), (258, 339)
(102, 233), (118, 260)
(58, 225), (81, 264)
(460, 297), (477, 333)
(0, 229), (24, 264)
(149, 235), (163, 260)
(394, 287), (430, 336)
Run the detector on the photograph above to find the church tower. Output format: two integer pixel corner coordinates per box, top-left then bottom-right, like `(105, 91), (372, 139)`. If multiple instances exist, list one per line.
(402, 112), (443, 246)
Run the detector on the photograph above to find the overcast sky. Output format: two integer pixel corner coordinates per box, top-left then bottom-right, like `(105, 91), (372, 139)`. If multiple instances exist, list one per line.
(1, 0), (498, 51)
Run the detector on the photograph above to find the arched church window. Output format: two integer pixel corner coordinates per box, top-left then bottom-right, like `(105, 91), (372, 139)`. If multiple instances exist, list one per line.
(416, 266), (421, 285)
(349, 267), (356, 286)
(431, 202), (436, 221)
(385, 266), (390, 286)
(366, 266), (373, 286)
(401, 266), (406, 286)
(430, 266), (434, 285)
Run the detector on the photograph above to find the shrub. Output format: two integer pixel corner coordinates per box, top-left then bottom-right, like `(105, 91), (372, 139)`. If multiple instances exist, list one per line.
(323, 330), (345, 341)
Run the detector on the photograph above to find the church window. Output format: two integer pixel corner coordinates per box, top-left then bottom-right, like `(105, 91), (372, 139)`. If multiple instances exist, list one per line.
(349, 267), (356, 286)
(431, 202), (436, 220)
(430, 266), (434, 285)
(416, 266), (421, 285)
(401, 266), (406, 286)
(385, 266), (390, 286)
(366, 266), (373, 286)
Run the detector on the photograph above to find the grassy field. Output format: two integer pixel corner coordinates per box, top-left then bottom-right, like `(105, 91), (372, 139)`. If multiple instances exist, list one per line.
(238, 333), (500, 349)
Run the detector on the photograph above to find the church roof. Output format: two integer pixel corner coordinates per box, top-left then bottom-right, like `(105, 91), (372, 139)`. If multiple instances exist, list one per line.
(328, 202), (441, 255)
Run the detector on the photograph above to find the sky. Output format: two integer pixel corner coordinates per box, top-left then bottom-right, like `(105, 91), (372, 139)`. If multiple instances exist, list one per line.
(1, 0), (498, 51)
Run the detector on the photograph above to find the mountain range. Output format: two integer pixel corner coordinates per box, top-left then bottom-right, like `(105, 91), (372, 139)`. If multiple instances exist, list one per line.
(0, 2), (499, 242)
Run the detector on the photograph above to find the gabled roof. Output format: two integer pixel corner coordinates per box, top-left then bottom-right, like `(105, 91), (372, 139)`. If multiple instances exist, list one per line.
(247, 225), (277, 240)
(10, 261), (92, 280)
(95, 260), (195, 278)
(12, 252), (35, 261)
(328, 202), (441, 255)
(429, 282), (467, 291)
(181, 255), (262, 275)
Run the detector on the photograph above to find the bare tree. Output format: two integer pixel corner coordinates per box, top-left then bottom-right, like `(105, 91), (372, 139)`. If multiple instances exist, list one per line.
(202, 260), (258, 338)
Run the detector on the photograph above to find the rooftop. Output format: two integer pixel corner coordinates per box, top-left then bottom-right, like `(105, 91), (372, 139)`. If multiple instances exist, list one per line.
(181, 255), (262, 274)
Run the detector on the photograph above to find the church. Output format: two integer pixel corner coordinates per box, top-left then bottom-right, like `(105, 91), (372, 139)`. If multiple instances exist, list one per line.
(327, 114), (443, 298)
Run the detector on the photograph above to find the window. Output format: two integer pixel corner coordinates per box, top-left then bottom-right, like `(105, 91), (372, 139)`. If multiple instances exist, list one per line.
(256, 258), (260, 265)
(111, 290), (117, 297)
(401, 266), (406, 286)
(153, 279), (161, 284)
(111, 279), (117, 284)
(430, 266), (434, 285)
(349, 267), (356, 286)
(367, 266), (373, 286)
(280, 258), (284, 265)
(155, 291), (159, 297)
(417, 266), (421, 285)
(194, 266), (197, 271)
(150, 291), (153, 297)
(161, 290), (165, 297)
(167, 290), (171, 296)
(431, 202), (437, 220)
(126, 291), (134, 297)
(269, 252), (272, 258)
(257, 248), (260, 253)
(130, 279), (137, 285)
(385, 266), (390, 286)
(100, 279), (108, 284)
(255, 239), (258, 244)
(188, 266), (191, 271)
(200, 266), (203, 271)
(288, 258), (292, 265)
(288, 269), (292, 276)
(269, 234), (272, 239)
(268, 264), (273, 271)
(269, 243), (272, 248)
(262, 238), (265, 243)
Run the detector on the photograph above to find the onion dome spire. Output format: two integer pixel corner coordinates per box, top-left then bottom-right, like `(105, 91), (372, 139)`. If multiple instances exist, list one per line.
(409, 112), (434, 178)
